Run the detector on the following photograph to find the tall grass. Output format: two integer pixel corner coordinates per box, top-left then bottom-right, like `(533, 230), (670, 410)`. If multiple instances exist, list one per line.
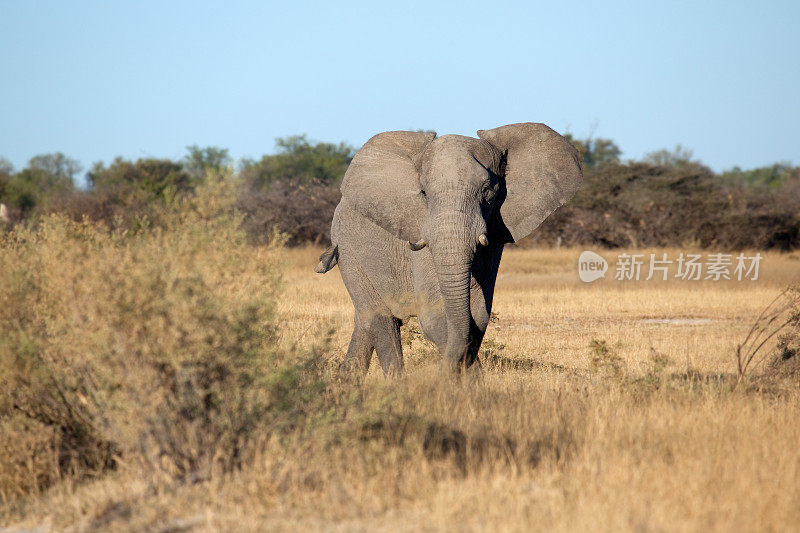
(2, 207), (800, 530)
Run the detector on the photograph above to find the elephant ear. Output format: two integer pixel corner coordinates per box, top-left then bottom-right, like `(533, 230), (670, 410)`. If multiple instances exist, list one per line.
(477, 123), (582, 243)
(340, 130), (436, 242)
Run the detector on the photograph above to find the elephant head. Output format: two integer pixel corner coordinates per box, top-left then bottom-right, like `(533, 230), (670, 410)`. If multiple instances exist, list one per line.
(340, 123), (582, 367)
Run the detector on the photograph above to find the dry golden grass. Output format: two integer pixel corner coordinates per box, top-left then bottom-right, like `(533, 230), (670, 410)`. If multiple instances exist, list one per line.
(3, 237), (800, 532)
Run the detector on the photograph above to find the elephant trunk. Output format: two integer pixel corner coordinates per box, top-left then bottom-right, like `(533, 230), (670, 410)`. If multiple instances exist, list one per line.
(430, 212), (476, 370)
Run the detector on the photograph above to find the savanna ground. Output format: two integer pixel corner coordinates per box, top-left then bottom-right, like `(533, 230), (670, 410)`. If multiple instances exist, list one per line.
(1, 190), (799, 531)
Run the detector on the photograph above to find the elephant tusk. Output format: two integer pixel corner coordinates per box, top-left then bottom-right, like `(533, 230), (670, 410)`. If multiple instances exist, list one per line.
(408, 239), (427, 251)
(477, 233), (489, 246)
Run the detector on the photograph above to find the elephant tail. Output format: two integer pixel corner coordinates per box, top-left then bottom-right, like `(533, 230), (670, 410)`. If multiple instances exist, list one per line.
(314, 244), (339, 274)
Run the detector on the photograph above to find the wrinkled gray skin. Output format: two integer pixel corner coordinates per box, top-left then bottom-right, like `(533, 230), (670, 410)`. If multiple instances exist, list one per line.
(315, 123), (582, 375)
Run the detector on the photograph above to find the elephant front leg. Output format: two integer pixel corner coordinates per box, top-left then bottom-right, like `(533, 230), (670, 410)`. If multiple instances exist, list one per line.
(463, 322), (486, 368)
(463, 270), (492, 369)
(417, 307), (449, 357)
(418, 305), (485, 372)
(443, 321), (485, 372)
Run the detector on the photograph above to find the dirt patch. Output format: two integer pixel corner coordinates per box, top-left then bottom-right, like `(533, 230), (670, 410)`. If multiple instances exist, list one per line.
(640, 318), (715, 325)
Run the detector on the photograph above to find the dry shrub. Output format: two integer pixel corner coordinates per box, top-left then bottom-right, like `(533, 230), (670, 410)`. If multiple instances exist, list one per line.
(237, 178), (340, 246)
(37, 187), (155, 232)
(588, 338), (625, 378)
(0, 417), (60, 503)
(0, 179), (328, 503)
(759, 287), (800, 382)
(532, 162), (725, 248)
(737, 285), (800, 387)
(533, 162), (800, 250)
(14, 156), (800, 251)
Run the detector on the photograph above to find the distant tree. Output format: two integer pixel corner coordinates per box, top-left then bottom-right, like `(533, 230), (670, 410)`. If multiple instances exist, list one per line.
(0, 157), (13, 199)
(564, 135), (621, 167)
(587, 138), (622, 167)
(0, 154), (77, 213)
(643, 145), (697, 167)
(720, 163), (800, 187)
(240, 135), (355, 190)
(182, 145), (232, 181)
(27, 152), (82, 182)
(88, 157), (190, 199)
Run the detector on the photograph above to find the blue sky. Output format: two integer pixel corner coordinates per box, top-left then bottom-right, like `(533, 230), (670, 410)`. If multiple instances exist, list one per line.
(1, 0), (798, 175)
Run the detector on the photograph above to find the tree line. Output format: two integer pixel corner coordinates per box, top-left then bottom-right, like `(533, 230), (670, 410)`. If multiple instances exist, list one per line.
(1, 134), (798, 250)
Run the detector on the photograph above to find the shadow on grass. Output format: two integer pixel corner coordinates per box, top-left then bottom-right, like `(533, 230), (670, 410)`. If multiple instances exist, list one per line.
(359, 413), (573, 474)
(667, 369), (738, 387)
(481, 353), (586, 377)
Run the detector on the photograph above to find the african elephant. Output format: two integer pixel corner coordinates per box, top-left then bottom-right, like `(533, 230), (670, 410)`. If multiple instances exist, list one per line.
(315, 123), (582, 375)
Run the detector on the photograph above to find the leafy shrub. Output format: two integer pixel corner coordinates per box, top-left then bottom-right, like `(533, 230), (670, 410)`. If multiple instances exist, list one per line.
(44, 150), (233, 233)
(182, 145), (232, 182)
(564, 135), (621, 168)
(0, 154), (77, 215)
(721, 163), (800, 187)
(87, 157), (192, 199)
(240, 135), (354, 189)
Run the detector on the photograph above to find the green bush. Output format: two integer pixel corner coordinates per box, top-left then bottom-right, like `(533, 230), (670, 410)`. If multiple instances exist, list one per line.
(0, 153), (78, 215)
(87, 157), (191, 199)
(239, 135), (354, 190)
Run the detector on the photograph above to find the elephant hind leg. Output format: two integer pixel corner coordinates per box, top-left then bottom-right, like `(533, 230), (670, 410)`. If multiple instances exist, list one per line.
(342, 313), (374, 374)
(370, 315), (404, 376)
(342, 314), (404, 376)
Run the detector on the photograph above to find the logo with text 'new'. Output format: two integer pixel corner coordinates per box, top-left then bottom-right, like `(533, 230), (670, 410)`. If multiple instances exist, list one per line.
(578, 251), (762, 283)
